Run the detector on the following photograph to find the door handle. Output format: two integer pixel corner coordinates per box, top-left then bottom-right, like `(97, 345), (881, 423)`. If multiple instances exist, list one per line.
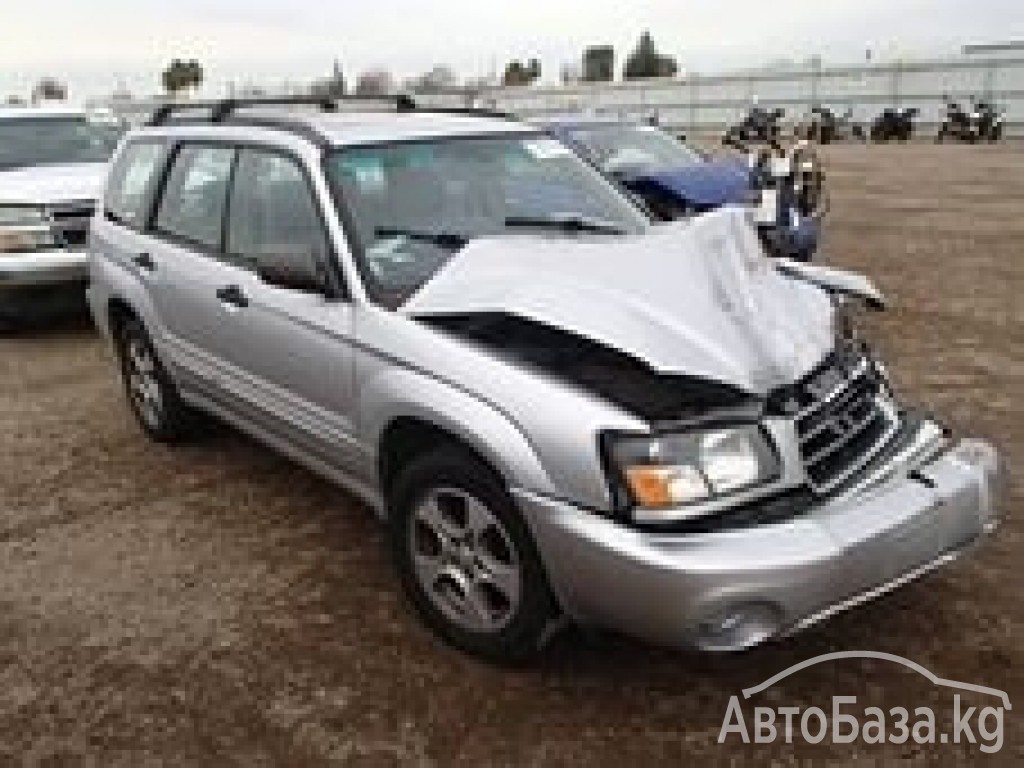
(132, 252), (155, 271)
(215, 285), (249, 309)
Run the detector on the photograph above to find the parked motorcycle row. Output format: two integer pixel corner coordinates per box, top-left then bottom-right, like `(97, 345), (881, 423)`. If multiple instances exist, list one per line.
(723, 99), (1007, 145)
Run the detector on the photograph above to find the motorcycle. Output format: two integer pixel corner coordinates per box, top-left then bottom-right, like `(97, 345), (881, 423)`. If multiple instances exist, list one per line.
(806, 107), (865, 144)
(723, 107), (785, 146)
(975, 99), (1004, 142)
(936, 98), (980, 143)
(870, 107), (919, 142)
(732, 137), (827, 262)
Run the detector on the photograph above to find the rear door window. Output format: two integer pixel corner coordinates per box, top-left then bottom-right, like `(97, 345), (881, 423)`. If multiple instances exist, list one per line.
(154, 144), (236, 250)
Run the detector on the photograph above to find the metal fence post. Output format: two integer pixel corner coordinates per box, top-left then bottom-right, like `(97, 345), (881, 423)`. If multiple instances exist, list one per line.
(810, 56), (821, 109)
(690, 74), (698, 134)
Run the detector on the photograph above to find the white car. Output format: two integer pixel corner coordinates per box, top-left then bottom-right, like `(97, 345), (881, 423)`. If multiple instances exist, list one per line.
(0, 107), (117, 325)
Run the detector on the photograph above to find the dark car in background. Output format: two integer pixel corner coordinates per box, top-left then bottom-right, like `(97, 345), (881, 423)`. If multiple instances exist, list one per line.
(543, 118), (821, 261)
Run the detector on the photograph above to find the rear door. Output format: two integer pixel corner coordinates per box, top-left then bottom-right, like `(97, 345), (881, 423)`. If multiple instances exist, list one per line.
(145, 142), (244, 397)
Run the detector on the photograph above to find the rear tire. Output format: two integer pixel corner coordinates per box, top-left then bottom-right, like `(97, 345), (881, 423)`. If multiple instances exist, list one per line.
(114, 316), (196, 442)
(389, 447), (558, 663)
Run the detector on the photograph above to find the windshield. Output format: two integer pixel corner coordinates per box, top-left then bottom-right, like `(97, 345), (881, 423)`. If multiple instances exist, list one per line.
(570, 125), (704, 174)
(326, 134), (649, 307)
(0, 116), (119, 171)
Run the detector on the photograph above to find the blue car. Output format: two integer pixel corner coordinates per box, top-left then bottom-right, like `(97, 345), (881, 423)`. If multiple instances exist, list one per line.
(542, 118), (821, 261)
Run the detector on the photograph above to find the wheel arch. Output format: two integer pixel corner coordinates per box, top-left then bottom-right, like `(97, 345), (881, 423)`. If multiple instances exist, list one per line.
(361, 369), (558, 511)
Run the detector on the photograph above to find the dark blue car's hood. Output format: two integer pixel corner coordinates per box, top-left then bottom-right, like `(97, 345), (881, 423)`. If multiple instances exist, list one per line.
(623, 158), (751, 209)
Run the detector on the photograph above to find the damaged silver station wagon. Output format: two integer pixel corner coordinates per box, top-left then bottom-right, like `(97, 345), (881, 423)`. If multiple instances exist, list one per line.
(88, 97), (1002, 661)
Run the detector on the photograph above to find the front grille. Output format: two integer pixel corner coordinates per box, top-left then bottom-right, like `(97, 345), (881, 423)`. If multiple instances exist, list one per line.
(787, 343), (900, 494)
(46, 202), (95, 248)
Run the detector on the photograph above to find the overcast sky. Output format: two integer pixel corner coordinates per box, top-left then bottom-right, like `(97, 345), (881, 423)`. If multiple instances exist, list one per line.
(1, 0), (1021, 101)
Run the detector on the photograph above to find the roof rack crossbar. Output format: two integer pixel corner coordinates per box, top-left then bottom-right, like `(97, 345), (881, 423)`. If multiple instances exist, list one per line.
(210, 95), (339, 121)
(412, 106), (517, 121)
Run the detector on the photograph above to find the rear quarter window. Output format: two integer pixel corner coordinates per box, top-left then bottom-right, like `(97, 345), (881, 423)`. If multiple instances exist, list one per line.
(104, 140), (167, 228)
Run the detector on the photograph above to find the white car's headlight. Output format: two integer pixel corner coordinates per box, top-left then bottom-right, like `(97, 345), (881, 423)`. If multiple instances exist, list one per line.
(0, 205), (58, 254)
(605, 425), (780, 515)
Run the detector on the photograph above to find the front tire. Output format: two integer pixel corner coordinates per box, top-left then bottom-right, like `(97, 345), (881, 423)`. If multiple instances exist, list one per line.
(389, 447), (558, 663)
(115, 316), (195, 442)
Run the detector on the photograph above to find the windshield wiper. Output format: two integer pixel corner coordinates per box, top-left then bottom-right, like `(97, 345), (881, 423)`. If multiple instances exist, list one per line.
(374, 227), (469, 249)
(504, 214), (626, 236)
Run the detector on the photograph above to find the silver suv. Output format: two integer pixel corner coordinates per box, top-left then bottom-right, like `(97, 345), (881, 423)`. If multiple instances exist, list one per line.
(88, 97), (1001, 661)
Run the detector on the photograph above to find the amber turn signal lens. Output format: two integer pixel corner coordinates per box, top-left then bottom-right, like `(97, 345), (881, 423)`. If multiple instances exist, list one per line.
(624, 465), (710, 508)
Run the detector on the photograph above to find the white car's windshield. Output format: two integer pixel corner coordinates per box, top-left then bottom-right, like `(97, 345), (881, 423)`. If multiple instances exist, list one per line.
(326, 134), (649, 307)
(571, 125), (704, 174)
(0, 116), (119, 171)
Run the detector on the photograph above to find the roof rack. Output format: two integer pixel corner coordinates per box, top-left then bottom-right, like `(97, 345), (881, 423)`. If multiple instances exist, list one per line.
(142, 96), (523, 148)
(146, 94), (419, 127)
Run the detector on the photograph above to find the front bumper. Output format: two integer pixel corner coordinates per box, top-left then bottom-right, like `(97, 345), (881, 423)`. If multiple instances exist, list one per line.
(515, 431), (1001, 651)
(0, 250), (89, 321)
(0, 249), (88, 288)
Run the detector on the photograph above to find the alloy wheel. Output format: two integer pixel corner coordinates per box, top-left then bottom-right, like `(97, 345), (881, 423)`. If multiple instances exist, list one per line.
(124, 334), (163, 430)
(408, 487), (523, 633)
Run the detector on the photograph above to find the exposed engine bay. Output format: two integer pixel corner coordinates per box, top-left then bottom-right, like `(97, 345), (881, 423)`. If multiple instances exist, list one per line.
(420, 312), (755, 423)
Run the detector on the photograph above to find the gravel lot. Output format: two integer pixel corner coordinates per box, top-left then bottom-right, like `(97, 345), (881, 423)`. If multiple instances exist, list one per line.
(1, 143), (1021, 766)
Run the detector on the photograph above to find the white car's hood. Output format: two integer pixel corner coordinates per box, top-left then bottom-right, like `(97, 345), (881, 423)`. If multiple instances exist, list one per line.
(403, 208), (841, 395)
(0, 162), (105, 205)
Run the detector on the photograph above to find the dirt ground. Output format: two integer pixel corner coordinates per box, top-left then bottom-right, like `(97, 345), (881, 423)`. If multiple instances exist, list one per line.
(1, 143), (1021, 766)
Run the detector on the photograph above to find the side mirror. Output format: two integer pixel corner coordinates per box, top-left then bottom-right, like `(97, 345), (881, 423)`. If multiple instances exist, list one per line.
(253, 247), (327, 294)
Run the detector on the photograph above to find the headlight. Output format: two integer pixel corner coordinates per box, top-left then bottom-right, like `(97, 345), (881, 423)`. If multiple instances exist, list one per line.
(0, 205), (58, 253)
(605, 425), (780, 515)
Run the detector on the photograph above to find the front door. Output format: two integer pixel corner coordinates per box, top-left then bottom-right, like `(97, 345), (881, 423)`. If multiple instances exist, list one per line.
(215, 146), (358, 474)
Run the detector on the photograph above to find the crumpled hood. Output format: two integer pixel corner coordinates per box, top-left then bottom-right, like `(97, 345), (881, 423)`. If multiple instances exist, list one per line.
(0, 163), (105, 205)
(625, 158), (751, 209)
(402, 207), (836, 395)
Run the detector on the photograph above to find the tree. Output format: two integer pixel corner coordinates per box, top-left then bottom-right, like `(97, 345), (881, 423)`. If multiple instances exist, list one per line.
(31, 78), (67, 104)
(354, 69), (395, 96)
(310, 60), (347, 98)
(502, 58), (541, 87)
(623, 32), (678, 80)
(161, 59), (204, 95)
(582, 46), (615, 82)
